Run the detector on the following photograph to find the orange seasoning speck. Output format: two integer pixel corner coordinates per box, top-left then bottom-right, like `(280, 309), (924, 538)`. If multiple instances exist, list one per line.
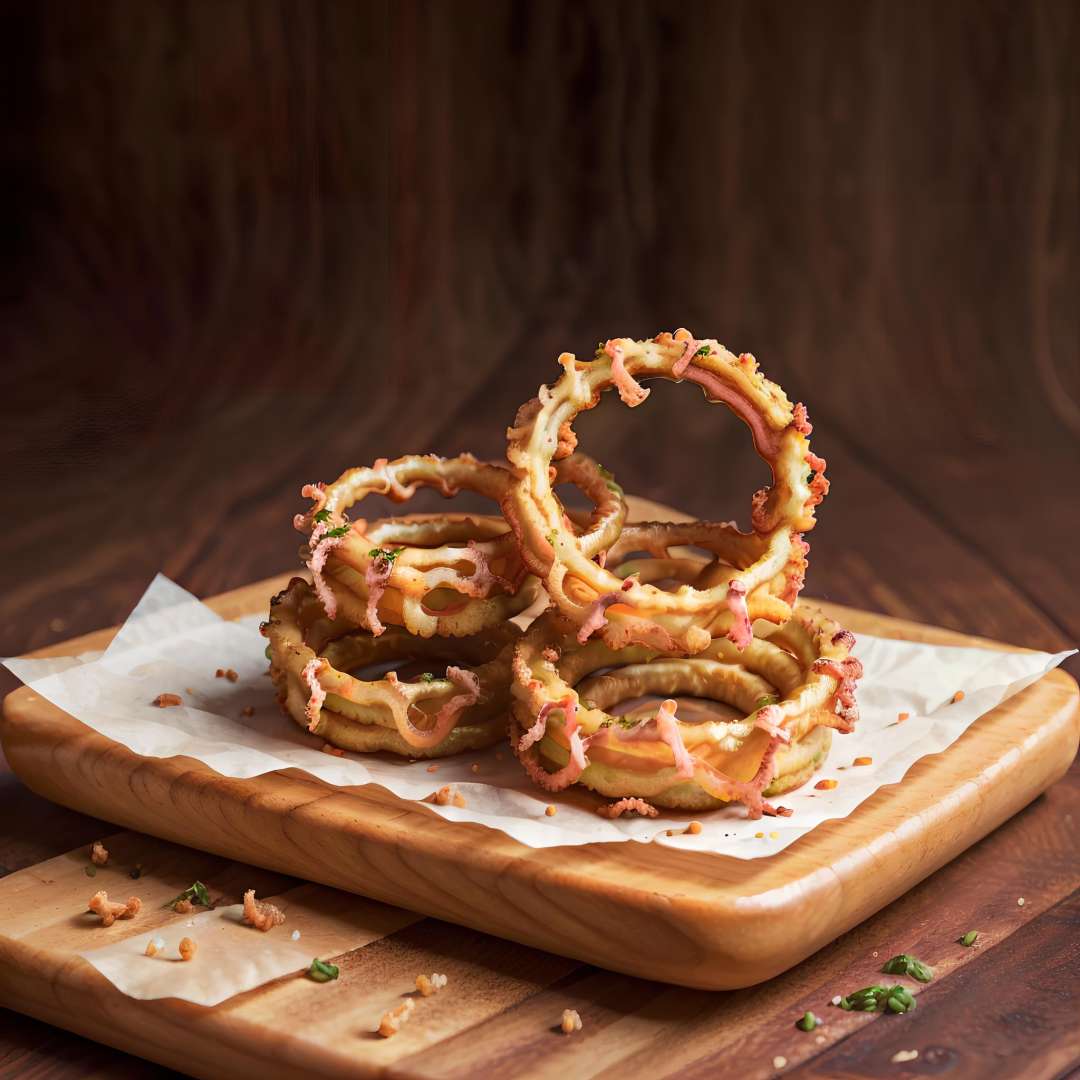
(952, 690), (965, 704)
(452, 793), (467, 808)
(152, 693), (183, 708)
(178, 937), (197, 961)
(545, 805), (557, 817)
(853, 756), (873, 767)
(426, 764), (440, 773)
(897, 712), (910, 722)
(687, 821), (703, 835)
(815, 779), (839, 790)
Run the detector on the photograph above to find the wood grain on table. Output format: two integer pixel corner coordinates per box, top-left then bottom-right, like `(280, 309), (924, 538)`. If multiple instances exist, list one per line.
(1, 2), (1078, 1077)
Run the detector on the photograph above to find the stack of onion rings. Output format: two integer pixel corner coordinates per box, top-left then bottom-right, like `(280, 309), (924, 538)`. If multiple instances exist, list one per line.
(267, 451), (628, 758)
(502, 329), (860, 815)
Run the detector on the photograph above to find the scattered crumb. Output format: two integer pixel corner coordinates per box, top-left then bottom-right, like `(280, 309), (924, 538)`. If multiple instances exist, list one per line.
(427, 785), (453, 805)
(173, 898), (193, 914)
(769, 831), (779, 840)
(1017, 897), (1025, 907)
(216, 668), (240, 682)
(178, 937), (197, 961)
(378, 998), (415, 1037)
(831, 995), (842, 1006)
(415, 972), (448, 997)
(560, 1008), (582, 1034)
(687, 821), (703, 835)
(814, 779), (838, 790)
(470, 763), (481, 774)
(426, 764), (440, 773)
(815, 1033), (827, 1044)
(952, 690), (965, 704)
(545, 805), (557, 817)
(773, 806), (794, 817)
(452, 792), (467, 808)
(320, 742), (345, 757)
(773, 1056), (787, 1070)
(88, 891), (141, 927)
(144, 937), (164, 958)
(152, 693), (183, 708)
(891, 1049), (919, 1063)
(897, 711), (909, 722)
(240, 705), (255, 717)
(542, 647), (560, 663)
(853, 756), (873, 767)
(90, 841), (109, 866)
(243, 889), (286, 931)
(84, 866), (97, 878)
(291, 929), (301, 941)
(755, 831), (765, 839)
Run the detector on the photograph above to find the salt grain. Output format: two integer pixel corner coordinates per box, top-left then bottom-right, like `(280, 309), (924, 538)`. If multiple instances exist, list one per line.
(891, 1049), (919, 1063)
(291, 929), (301, 941)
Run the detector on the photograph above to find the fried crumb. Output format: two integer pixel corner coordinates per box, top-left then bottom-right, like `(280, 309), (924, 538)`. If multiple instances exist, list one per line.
(90, 841), (109, 866)
(897, 711), (909, 722)
(144, 936), (164, 957)
(88, 891), (142, 927)
(687, 821), (703, 835)
(378, 998), (415, 1037)
(891, 1049), (919, 1063)
(1017, 897), (1025, 907)
(415, 972), (448, 997)
(173, 898), (193, 914)
(952, 690), (965, 704)
(545, 805), (557, 817)
(774, 806), (794, 817)
(216, 668), (240, 682)
(470, 763), (481, 774)
(452, 792), (467, 808)
(426, 785), (453, 805)
(772, 1056), (787, 1070)
(597, 797), (658, 819)
(426, 764), (440, 773)
(560, 1008), (582, 1034)
(242, 888), (286, 931)
(178, 937), (197, 961)
(755, 831), (765, 838)
(814, 779), (838, 790)
(240, 705), (255, 717)
(320, 742), (345, 756)
(542, 647), (560, 663)
(852, 756), (873, 767)
(152, 693), (183, 708)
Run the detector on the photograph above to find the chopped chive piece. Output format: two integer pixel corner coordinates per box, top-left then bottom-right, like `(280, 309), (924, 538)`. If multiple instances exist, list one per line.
(959, 930), (978, 947)
(368, 546), (404, 564)
(836, 984), (915, 1014)
(307, 957), (340, 982)
(694, 344), (712, 357)
(322, 523), (351, 540)
(795, 1011), (819, 1031)
(881, 953), (933, 982)
(313, 509), (332, 524)
(166, 880), (211, 909)
(419, 672), (436, 683)
(754, 694), (780, 711)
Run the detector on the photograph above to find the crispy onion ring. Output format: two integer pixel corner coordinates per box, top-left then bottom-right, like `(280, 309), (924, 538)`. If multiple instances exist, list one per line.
(505, 330), (827, 653)
(263, 577), (519, 757)
(296, 453), (625, 638)
(509, 605), (861, 816)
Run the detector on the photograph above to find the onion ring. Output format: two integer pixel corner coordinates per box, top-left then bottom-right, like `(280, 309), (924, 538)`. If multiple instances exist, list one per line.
(505, 330), (827, 653)
(509, 605), (861, 816)
(295, 452), (625, 638)
(263, 577), (519, 757)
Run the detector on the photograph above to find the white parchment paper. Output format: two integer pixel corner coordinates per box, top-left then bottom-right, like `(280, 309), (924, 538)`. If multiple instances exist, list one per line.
(6, 575), (1073, 860)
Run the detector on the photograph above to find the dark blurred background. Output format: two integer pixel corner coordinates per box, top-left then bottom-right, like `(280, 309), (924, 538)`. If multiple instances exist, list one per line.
(1, 0), (1077, 669)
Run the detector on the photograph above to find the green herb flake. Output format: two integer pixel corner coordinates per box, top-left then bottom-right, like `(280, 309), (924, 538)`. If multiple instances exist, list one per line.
(84, 865), (97, 878)
(546, 530), (559, 546)
(307, 957), (340, 983)
(694, 344), (712, 358)
(322, 524), (352, 540)
(313, 509), (332, 525)
(754, 694), (780, 711)
(166, 880), (211, 910)
(838, 984), (916, 1014)
(264, 644), (273, 661)
(881, 953), (933, 983)
(368, 546), (404, 564)
(795, 1011), (819, 1032)
(419, 672), (436, 683)
(959, 930), (978, 947)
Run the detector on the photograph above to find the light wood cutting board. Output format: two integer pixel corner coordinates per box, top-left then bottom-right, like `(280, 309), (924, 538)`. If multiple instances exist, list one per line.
(2, 497), (1077, 995)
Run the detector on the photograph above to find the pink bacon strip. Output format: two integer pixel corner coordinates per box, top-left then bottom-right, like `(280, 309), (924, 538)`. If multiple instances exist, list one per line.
(301, 658), (327, 732)
(614, 699), (696, 780)
(725, 579), (753, 650)
(605, 340), (650, 407)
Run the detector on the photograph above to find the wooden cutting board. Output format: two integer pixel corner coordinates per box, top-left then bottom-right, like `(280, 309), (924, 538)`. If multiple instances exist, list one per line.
(2, 498), (1078, 999)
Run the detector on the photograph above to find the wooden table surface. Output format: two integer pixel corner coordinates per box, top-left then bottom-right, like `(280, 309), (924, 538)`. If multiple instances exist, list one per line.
(2, 2), (1078, 1076)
